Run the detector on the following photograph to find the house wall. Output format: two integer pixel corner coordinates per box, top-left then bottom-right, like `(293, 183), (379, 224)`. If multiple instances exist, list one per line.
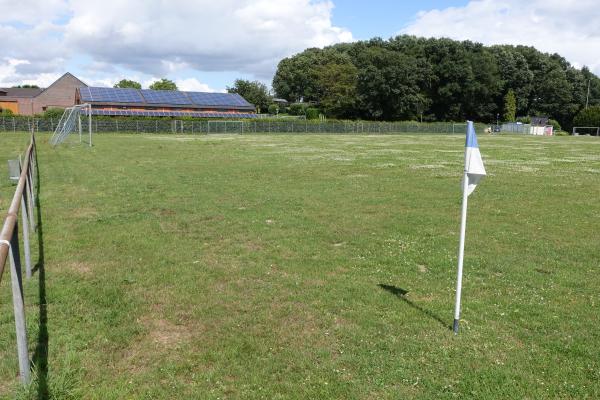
(30, 74), (86, 115)
(0, 100), (19, 114)
(18, 98), (34, 115)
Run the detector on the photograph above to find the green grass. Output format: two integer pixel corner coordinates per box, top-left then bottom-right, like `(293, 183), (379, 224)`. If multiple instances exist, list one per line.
(0, 132), (599, 399)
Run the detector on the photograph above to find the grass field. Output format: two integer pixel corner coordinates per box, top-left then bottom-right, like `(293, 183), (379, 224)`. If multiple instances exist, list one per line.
(0, 132), (599, 399)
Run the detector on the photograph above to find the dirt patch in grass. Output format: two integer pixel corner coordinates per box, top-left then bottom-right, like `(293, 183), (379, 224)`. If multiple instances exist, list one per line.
(244, 240), (263, 251)
(72, 206), (98, 219)
(144, 317), (193, 348)
(62, 261), (93, 275)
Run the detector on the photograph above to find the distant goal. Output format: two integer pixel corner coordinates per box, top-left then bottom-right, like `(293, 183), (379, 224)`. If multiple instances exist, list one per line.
(572, 126), (600, 136)
(50, 104), (93, 146)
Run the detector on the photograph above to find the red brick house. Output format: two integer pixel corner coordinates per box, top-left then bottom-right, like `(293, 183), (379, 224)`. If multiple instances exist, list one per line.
(0, 73), (87, 115)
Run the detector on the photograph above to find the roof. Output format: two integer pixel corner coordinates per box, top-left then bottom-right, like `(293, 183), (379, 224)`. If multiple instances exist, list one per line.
(78, 87), (255, 111)
(46, 72), (87, 90)
(0, 87), (44, 98)
(531, 116), (549, 126)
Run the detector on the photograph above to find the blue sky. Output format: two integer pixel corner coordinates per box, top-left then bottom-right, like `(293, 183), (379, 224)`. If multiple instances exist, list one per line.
(331, 0), (469, 40)
(0, 0), (598, 91)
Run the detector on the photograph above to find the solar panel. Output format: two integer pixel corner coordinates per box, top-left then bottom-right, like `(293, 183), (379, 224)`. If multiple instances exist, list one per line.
(90, 109), (257, 118)
(187, 92), (252, 107)
(140, 89), (191, 105)
(80, 87), (144, 103)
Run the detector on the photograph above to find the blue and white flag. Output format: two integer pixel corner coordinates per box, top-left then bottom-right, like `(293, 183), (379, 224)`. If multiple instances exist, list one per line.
(464, 121), (486, 196)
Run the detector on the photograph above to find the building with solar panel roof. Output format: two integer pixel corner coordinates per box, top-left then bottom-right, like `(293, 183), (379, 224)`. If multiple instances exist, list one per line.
(76, 87), (257, 118)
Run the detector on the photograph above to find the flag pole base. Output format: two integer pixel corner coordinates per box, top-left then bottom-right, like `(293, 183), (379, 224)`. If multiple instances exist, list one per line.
(453, 319), (459, 334)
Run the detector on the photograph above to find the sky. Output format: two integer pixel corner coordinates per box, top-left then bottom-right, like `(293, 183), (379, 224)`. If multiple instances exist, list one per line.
(0, 0), (598, 92)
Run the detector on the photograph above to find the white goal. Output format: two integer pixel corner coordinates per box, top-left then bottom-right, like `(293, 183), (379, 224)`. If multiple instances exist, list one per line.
(50, 104), (93, 146)
(572, 126), (600, 136)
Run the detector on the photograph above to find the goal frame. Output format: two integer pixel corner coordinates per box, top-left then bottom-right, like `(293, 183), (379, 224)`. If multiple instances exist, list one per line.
(572, 126), (600, 136)
(50, 103), (93, 146)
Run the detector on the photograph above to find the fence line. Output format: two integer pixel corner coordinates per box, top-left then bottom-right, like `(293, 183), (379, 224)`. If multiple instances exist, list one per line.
(0, 133), (37, 384)
(0, 116), (485, 135)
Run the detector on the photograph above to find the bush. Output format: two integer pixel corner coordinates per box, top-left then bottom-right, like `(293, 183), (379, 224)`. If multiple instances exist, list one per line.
(305, 108), (320, 120)
(43, 108), (65, 119)
(516, 116), (531, 124)
(288, 103), (308, 116)
(573, 106), (600, 128)
(268, 104), (279, 115)
(548, 118), (562, 132)
(0, 108), (14, 116)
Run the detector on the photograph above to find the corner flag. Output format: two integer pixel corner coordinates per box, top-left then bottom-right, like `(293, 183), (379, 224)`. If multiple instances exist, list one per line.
(464, 121), (486, 195)
(453, 121), (486, 334)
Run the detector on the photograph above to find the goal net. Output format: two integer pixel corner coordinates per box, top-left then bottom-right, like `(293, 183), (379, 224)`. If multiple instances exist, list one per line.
(50, 104), (92, 146)
(572, 126), (600, 136)
(207, 120), (244, 134)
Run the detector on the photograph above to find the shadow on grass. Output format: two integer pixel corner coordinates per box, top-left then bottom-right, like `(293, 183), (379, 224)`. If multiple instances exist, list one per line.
(31, 149), (49, 399)
(377, 284), (452, 331)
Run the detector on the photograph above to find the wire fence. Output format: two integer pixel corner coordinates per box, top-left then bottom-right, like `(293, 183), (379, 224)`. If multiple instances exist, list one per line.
(0, 133), (38, 384)
(0, 116), (487, 135)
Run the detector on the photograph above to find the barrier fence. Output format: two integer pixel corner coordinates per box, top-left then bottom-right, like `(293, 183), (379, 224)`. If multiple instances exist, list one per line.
(0, 116), (486, 135)
(0, 133), (37, 384)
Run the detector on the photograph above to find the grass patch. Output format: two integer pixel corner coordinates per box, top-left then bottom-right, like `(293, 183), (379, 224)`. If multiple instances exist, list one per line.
(0, 132), (599, 398)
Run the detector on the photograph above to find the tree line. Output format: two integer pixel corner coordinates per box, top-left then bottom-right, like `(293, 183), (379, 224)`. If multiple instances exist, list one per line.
(272, 35), (600, 129)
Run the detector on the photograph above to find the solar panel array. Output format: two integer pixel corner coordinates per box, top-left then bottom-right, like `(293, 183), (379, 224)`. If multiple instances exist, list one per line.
(79, 87), (144, 103)
(80, 87), (253, 109)
(91, 109), (257, 118)
(140, 89), (190, 105)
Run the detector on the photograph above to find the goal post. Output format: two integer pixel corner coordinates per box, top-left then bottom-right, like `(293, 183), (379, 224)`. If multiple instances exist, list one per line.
(572, 126), (600, 136)
(50, 104), (92, 146)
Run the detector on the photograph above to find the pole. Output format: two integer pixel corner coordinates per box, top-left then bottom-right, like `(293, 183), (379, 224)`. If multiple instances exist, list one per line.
(20, 194), (32, 279)
(3, 231), (31, 384)
(88, 106), (92, 147)
(453, 171), (470, 334)
(78, 113), (82, 143)
(586, 79), (591, 109)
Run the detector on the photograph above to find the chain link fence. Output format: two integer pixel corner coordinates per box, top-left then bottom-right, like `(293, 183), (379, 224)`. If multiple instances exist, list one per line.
(0, 116), (486, 135)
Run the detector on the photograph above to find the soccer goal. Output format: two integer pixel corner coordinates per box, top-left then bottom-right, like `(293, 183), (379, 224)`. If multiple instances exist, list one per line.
(207, 120), (244, 134)
(572, 126), (600, 136)
(50, 104), (93, 146)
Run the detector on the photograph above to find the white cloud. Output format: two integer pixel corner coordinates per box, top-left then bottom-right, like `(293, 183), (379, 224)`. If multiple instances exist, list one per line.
(1, 0), (351, 87)
(64, 0), (352, 78)
(0, 0), (68, 24)
(0, 58), (30, 86)
(175, 78), (222, 93)
(402, 0), (600, 74)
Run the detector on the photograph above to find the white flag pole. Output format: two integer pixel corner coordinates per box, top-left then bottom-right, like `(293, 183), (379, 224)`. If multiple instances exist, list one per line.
(453, 169), (470, 334)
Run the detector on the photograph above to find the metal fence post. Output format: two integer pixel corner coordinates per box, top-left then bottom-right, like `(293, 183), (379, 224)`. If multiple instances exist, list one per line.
(3, 228), (31, 384)
(25, 168), (36, 231)
(20, 192), (31, 279)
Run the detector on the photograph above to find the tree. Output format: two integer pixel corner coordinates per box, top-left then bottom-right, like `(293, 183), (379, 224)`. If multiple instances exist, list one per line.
(12, 84), (40, 89)
(272, 35), (600, 123)
(227, 79), (271, 113)
(573, 106), (600, 128)
(149, 79), (178, 91)
(114, 79), (142, 89)
(503, 89), (516, 121)
(316, 56), (358, 118)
